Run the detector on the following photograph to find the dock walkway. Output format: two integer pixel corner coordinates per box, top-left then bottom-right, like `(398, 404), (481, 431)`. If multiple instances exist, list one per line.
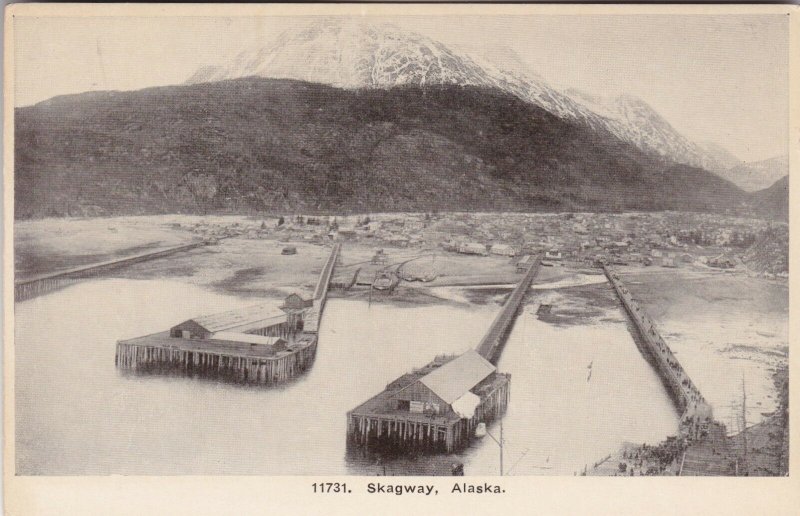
(304, 243), (341, 333)
(602, 264), (713, 440)
(15, 241), (206, 301)
(476, 255), (542, 363)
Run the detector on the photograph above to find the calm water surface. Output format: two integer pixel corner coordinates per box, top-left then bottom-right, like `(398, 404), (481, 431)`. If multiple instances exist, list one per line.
(16, 277), (679, 475)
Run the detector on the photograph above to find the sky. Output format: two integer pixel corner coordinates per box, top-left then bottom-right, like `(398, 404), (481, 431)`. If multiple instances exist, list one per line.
(13, 13), (790, 162)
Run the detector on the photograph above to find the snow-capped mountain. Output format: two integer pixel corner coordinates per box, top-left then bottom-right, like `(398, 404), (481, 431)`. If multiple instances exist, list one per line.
(187, 19), (600, 125)
(718, 155), (789, 192)
(564, 90), (735, 172)
(186, 19), (734, 174)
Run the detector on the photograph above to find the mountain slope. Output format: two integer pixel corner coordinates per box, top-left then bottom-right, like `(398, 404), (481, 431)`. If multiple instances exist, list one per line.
(750, 175), (789, 220)
(186, 19), (732, 172)
(697, 140), (742, 170)
(14, 78), (747, 218)
(565, 90), (730, 172)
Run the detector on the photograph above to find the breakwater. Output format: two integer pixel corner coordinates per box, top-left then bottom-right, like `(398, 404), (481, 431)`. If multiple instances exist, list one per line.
(15, 241), (206, 301)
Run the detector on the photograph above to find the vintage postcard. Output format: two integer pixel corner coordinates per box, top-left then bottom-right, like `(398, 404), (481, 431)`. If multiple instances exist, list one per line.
(4, 3), (798, 514)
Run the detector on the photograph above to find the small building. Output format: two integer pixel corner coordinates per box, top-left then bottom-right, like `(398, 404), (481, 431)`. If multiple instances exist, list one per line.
(390, 350), (495, 417)
(388, 236), (410, 248)
(371, 249), (388, 265)
(337, 228), (358, 240)
(490, 244), (516, 257)
(170, 301), (300, 340)
(282, 293), (313, 311)
(708, 255), (736, 269)
(442, 240), (459, 252)
(458, 242), (488, 256)
(544, 250), (562, 261)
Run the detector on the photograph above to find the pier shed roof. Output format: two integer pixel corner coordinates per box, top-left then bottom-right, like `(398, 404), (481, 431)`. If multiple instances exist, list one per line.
(211, 332), (286, 347)
(419, 350), (496, 404)
(181, 303), (287, 334)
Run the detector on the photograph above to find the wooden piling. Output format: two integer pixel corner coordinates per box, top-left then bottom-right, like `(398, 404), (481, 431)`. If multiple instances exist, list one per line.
(115, 336), (317, 385)
(15, 242), (206, 302)
(603, 264), (713, 438)
(346, 371), (510, 455)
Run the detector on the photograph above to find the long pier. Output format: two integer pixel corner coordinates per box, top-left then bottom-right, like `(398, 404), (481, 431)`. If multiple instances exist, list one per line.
(602, 264), (713, 440)
(303, 243), (341, 333)
(476, 255), (542, 363)
(115, 243), (340, 385)
(346, 255), (540, 455)
(15, 241), (207, 302)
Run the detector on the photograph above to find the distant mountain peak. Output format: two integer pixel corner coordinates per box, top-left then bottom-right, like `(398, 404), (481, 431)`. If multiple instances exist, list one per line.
(697, 140), (743, 170)
(718, 155), (789, 192)
(187, 18), (491, 90)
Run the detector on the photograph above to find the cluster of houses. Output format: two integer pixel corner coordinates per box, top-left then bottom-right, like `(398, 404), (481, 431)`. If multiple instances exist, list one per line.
(441, 241), (516, 257)
(173, 211), (782, 276)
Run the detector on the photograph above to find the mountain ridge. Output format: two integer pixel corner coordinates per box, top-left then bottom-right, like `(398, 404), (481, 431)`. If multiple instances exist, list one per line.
(750, 175), (789, 220)
(15, 78), (752, 219)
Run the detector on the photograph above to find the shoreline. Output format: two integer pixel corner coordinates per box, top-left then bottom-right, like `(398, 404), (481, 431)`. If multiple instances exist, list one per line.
(586, 363), (789, 477)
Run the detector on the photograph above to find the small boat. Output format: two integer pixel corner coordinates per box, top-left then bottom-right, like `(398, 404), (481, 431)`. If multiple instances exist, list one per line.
(373, 272), (395, 290)
(474, 422), (487, 438)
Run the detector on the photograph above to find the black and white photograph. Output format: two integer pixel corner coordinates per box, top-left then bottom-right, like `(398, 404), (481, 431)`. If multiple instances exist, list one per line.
(4, 3), (797, 512)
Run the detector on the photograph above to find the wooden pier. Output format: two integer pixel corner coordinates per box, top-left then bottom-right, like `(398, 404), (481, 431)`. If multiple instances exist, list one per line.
(115, 244), (340, 385)
(476, 255), (542, 363)
(116, 332), (317, 384)
(14, 241), (207, 302)
(347, 256), (540, 455)
(347, 352), (510, 454)
(303, 243), (341, 333)
(602, 264), (713, 440)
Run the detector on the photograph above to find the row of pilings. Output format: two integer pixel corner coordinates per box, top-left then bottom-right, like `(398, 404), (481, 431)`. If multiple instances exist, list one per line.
(347, 374), (510, 455)
(602, 264), (713, 439)
(15, 241), (207, 302)
(115, 339), (317, 385)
